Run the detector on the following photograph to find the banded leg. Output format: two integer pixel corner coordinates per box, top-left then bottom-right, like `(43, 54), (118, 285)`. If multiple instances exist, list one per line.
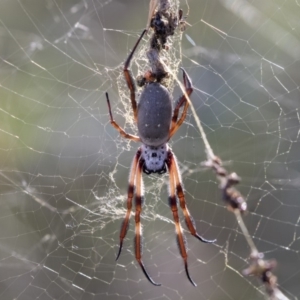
(135, 159), (161, 286)
(116, 149), (142, 261)
(169, 68), (193, 138)
(123, 29), (147, 122)
(106, 93), (141, 142)
(172, 151), (216, 244)
(167, 150), (196, 286)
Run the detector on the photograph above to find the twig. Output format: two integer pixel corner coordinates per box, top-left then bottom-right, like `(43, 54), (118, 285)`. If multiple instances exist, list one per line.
(144, 1), (289, 298)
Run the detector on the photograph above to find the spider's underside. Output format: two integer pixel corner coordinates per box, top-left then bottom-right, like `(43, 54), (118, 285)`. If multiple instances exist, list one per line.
(106, 29), (216, 286)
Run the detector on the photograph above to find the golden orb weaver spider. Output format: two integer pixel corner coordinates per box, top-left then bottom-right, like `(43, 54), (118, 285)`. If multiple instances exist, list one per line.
(106, 29), (216, 286)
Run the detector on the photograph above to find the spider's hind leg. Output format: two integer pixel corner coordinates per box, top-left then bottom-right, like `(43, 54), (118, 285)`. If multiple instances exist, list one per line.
(169, 68), (193, 138)
(105, 93), (140, 142)
(123, 29), (147, 122)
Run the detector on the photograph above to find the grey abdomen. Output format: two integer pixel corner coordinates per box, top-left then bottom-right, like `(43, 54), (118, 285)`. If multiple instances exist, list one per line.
(137, 83), (172, 147)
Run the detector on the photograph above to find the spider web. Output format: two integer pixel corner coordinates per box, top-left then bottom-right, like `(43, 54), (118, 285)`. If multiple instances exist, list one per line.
(0, 0), (299, 299)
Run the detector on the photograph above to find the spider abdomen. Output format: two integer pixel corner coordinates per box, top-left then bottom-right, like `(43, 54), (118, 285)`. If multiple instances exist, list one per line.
(137, 82), (172, 147)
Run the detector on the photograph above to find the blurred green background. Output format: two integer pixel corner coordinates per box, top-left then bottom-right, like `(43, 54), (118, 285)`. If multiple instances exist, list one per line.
(0, 0), (299, 299)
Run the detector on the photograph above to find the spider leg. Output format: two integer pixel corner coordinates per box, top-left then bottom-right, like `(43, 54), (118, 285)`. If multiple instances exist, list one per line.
(172, 151), (216, 244)
(123, 29), (147, 122)
(135, 158), (161, 286)
(169, 68), (193, 139)
(106, 93), (141, 142)
(167, 150), (196, 286)
(116, 148), (142, 261)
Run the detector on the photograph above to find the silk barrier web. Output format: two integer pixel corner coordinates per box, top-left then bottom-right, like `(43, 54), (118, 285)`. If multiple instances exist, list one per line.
(0, 0), (299, 299)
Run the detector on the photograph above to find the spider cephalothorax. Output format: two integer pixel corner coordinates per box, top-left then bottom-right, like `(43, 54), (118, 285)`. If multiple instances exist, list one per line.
(106, 29), (215, 286)
(141, 144), (168, 174)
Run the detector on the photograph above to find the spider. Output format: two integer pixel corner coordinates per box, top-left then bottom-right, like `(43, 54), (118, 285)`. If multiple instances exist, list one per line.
(106, 29), (216, 286)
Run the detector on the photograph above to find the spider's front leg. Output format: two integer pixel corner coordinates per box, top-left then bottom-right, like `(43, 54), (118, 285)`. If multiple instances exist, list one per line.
(116, 150), (161, 286)
(167, 150), (216, 286)
(172, 151), (216, 244)
(116, 149), (141, 261)
(167, 150), (196, 286)
(134, 158), (161, 286)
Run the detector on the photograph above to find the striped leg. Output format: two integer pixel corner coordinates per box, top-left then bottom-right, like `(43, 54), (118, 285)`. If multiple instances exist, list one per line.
(172, 152), (216, 244)
(167, 150), (197, 286)
(116, 149), (142, 261)
(134, 159), (161, 286)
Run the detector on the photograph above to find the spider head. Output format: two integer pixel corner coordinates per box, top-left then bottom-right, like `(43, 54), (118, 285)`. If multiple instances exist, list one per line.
(141, 144), (168, 175)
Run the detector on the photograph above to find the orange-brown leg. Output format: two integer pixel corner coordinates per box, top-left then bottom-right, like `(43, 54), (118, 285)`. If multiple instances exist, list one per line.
(134, 159), (161, 286)
(167, 150), (197, 286)
(106, 93), (141, 142)
(169, 68), (193, 138)
(123, 29), (147, 122)
(172, 151), (216, 244)
(116, 148), (142, 261)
